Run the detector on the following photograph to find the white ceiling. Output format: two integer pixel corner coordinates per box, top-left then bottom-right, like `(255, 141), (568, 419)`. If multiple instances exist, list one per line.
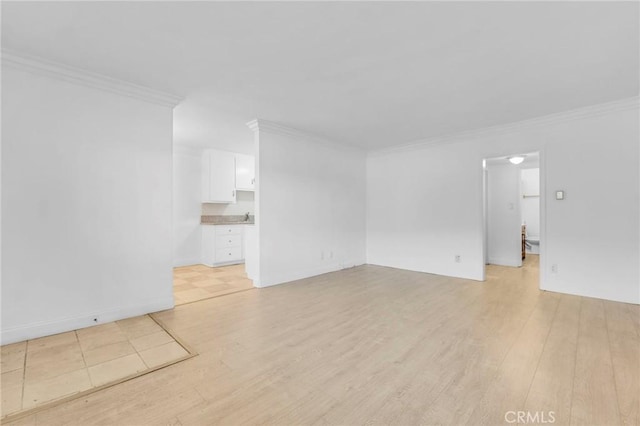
(2, 2), (638, 154)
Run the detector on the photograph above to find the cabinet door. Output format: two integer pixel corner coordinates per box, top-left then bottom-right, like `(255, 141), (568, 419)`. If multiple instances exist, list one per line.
(235, 154), (255, 191)
(203, 150), (236, 203)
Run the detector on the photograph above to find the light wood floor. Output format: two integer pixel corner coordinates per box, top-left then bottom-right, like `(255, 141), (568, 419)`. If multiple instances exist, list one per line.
(7, 256), (639, 425)
(173, 263), (254, 305)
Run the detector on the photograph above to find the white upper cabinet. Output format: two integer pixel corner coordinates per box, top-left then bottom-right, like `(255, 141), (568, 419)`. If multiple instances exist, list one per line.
(235, 154), (255, 191)
(202, 150), (236, 203)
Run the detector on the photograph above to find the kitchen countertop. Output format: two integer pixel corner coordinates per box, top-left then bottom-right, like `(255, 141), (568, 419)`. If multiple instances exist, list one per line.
(201, 214), (254, 226)
(201, 221), (254, 226)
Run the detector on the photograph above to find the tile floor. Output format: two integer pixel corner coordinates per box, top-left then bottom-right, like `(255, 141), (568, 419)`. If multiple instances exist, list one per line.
(173, 263), (254, 305)
(1, 315), (190, 419)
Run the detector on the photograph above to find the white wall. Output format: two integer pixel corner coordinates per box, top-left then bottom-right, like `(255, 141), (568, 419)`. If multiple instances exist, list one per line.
(521, 168), (540, 238)
(487, 163), (522, 267)
(367, 144), (485, 281)
(1, 65), (176, 344)
(255, 124), (367, 287)
(173, 145), (203, 267)
(367, 101), (639, 304)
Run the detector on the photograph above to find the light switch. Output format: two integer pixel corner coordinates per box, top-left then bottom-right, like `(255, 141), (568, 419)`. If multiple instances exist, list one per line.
(555, 190), (564, 200)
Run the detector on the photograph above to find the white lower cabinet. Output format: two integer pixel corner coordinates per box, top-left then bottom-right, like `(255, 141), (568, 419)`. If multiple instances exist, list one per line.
(215, 246), (242, 261)
(202, 225), (244, 266)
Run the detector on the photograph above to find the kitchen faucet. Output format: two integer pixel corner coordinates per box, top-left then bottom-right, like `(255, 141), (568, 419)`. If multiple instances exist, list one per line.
(244, 212), (250, 222)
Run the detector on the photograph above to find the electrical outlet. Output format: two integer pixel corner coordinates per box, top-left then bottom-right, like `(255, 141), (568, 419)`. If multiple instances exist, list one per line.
(455, 255), (461, 263)
(321, 251), (325, 260)
(329, 251), (334, 259)
(551, 264), (558, 274)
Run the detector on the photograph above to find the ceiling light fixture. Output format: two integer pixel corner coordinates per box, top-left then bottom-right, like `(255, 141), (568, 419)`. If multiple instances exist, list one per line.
(507, 156), (525, 165)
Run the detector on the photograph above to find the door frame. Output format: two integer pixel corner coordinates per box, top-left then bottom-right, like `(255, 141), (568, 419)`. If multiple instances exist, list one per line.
(480, 149), (546, 290)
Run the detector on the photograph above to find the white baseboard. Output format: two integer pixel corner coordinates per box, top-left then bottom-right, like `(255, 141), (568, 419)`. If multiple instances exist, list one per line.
(0, 296), (174, 345)
(488, 257), (522, 268)
(257, 261), (364, 288)
(540, 282), (640, 305)
(366, 260), (483, 282)
(199, 259), (245, 268)
(173, 258), (202, 267)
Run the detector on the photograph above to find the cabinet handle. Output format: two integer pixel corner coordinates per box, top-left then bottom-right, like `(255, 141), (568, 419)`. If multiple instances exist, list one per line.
(251, 178), (255, 185)
(232, 190), (235, 197)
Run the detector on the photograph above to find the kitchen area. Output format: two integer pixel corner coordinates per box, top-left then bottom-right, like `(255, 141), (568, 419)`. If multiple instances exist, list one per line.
(172, 146), (257, 305)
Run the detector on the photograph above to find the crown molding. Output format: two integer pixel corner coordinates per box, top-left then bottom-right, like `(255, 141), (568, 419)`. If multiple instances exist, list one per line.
(246, 119), (260, 133)
(246, 118), (364, 153)
(369, 96), (640, 157)
(2, 49), (183, 108)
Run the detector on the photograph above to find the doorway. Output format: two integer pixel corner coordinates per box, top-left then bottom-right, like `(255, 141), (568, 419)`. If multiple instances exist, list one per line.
(172, 146), (256, 306)
(482, 152), (542, 286)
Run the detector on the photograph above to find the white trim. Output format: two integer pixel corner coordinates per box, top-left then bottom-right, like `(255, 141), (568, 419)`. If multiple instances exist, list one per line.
(542, 286), (638, 306)
(246, 119), (364, 153)
(173, 258), (203, 268)
(479, 164), (487, 281)
(366, 261), (483, 282)
(369, 96), (640, 157)
(246, 119), (260, 133)
(202, 259), (245, 268)
(539, 148), (548, 292)
(2, 49), (182, 108)
(0, 296), (175, 345)
(256, 261), (365, 288)
(487, 258), (523, 268)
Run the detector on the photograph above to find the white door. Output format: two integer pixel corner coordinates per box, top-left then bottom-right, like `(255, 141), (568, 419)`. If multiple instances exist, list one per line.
(486, 163), (522, 267)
